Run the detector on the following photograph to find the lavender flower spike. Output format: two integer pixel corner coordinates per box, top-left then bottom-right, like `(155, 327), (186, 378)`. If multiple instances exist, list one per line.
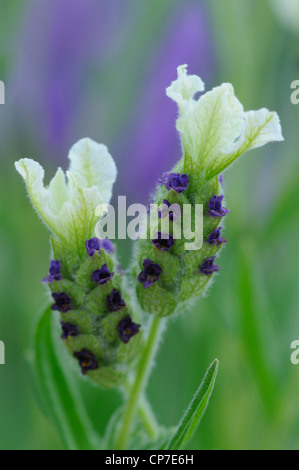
(208, 195), (230, 218)
(42, 260), (62, 283)
(138, 259), (162, 288)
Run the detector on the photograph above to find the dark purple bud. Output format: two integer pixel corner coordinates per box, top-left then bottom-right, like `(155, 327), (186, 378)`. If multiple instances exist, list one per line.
(138, 259), (162, 288)
(51, 292), (72, 313)
(61, 322), (79, 339)
(107, 289), (126, 312)
(117, 315), (140, 344)
(85, 237), (101, 256)
(73, 349), (98, 375)
(91, 263), (114, 285)
(208, 195), (230, 218)
(159, 172), (189, 193)
(200, 257), (220, 275)
(206, 226), (227, 246)
(152, 231), (175, 251)
(100, 238), (115, 254)
(42, 260), (62, 283)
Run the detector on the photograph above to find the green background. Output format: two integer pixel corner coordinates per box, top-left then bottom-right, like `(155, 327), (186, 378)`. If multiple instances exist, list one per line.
(0, 0), (298, 449)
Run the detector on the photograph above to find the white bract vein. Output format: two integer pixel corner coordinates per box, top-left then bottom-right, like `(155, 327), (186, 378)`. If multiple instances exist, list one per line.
(15, 138), (116, 252)
(167, 65), (284, 180)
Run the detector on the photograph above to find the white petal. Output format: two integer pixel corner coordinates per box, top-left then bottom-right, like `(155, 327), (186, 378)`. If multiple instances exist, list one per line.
(167, 65), (284, 180)
(206, 108), (284, 179)
(48, 167), (69, 215)
(68, 137), (117, 203)
(166, 64), (205, 112)
(177, 83), (244, 171)
(14, 158), (61, 236)
(61, 171), (104, 255)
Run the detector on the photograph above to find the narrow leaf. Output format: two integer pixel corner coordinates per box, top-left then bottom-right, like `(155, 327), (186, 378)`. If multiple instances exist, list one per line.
(165, 359), (219, 450)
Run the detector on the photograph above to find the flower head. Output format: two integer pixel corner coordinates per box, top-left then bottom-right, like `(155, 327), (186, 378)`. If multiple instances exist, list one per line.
(74, 349), (98, 375)
(138, 259), (162, 288)
(206, 226), (227, 246)
(117, 316), (140, 344)
(159, 172), (189, 193)
(15, 138), (117, 254)
(166, 65), (283, 180)
(42, 260), (62, 283)
(200, 257), (220, 275)
(208, 195), (229, 218)
(152, 231), (174, 251)
(107, 289), (126, 312)
(91, 263), (114, 285)
(61, 322), (79, 339)
(51, 292), (72, 313)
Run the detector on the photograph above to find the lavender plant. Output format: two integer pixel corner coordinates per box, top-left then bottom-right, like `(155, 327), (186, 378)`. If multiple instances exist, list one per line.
(15, 65), (283, 450)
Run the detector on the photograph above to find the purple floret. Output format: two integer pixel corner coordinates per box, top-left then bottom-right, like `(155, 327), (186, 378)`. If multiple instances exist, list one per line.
(61, 322), (79, 339)
(51, 292), (72, 313)
(92, 263), (114, 285)
(200, 257), (220, 275)
(74, 349), (98, 375)
(159, 172), (189, 193)
(107, 289), (126, 312)
(206, 227), (227, 246)
(208, 195), (229, 218)
(152, 231), (174, 251)
(138, 259), (162, 288)
(117, 315), (140, 344)
(42, 260), (62, 283)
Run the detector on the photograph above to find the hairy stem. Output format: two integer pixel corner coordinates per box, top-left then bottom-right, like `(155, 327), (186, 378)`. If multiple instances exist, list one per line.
(138, 396), (160, 440)
(115, 316), (164, 449)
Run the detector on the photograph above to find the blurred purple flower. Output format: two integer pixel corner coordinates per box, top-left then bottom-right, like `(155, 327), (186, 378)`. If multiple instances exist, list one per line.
(120, 3), (214, 203)
(7, 1), (214, 203)
(9, 0), (125, 161)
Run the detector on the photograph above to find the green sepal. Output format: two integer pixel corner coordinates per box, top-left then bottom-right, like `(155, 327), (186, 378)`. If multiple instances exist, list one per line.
(61, 309), (93, 335)
(136, 283), (178, 317)
(75, 251), (112, 290)
(49, 278), (86, 308)
(87, 366), (125, 389)
(102, 309), (129, 343)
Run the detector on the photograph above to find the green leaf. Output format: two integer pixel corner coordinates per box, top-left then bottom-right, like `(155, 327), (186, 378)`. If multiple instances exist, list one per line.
(28, 306), (100, 450)
(165, 359), (219, 450)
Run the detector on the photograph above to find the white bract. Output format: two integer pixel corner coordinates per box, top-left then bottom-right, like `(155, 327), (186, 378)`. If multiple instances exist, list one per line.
(15, 138), (116, 252)
(167, 65), (284, 180)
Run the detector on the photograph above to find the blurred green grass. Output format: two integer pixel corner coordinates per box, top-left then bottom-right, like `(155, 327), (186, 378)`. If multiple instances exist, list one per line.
(0, 0), (299, 449)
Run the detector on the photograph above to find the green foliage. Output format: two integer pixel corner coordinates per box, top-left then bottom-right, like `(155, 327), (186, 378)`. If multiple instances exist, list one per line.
(165, 359), (219, 450)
